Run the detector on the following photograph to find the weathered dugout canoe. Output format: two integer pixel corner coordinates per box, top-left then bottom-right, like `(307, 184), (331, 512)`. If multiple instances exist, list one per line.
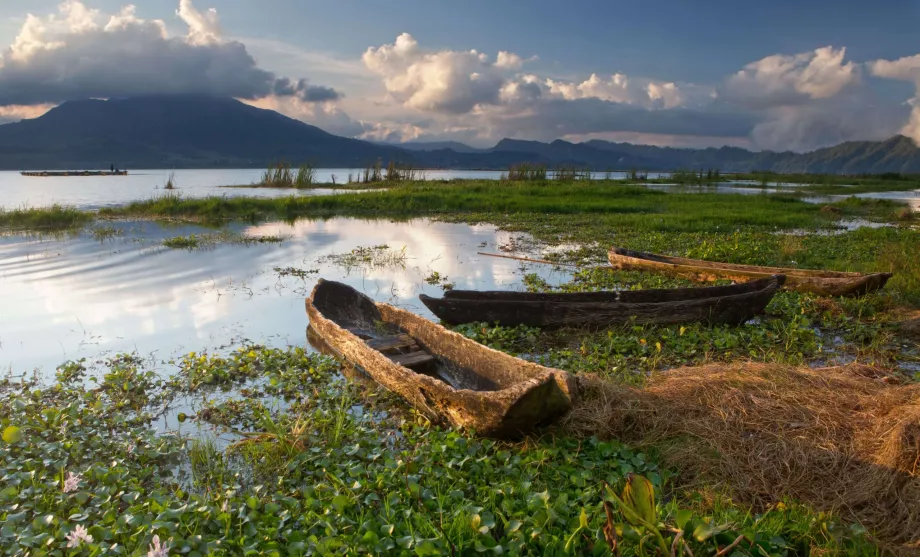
(419, 275), (784, 328)
(608, 247), (892, 298)
(306, 279), (577, 438)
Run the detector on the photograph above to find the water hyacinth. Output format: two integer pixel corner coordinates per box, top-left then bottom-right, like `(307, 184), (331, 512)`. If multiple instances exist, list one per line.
(63, 471), (81, 493)
(147, 534), (170, 557)
(65, 525), (93, 548)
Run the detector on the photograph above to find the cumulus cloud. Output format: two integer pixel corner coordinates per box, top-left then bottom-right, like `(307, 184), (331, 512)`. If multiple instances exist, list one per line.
(363, 33), (517, 114)
(0, 0), (341, 107)
(723, 46), (859, 109)
(360, 33), (736, 145)
(544, 73), (713, 109)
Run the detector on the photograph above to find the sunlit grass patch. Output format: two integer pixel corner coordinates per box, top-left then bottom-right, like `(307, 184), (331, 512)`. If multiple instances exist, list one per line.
(0, 203), (92, 232)
(161, 231), (286, 249)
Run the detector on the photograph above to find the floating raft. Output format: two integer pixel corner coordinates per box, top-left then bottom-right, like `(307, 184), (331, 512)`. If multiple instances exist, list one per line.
(20, 171), (128, 177)
(306, 279), (577, 438)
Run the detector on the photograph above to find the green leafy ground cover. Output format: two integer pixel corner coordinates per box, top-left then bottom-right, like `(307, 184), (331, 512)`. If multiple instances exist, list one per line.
(0, 346), (879, 555)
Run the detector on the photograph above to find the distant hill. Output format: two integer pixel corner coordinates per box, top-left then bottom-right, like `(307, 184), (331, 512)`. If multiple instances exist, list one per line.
(1, 94), (919, 173)
(396, 141), (484, 153)
(0, 95), (415, 170)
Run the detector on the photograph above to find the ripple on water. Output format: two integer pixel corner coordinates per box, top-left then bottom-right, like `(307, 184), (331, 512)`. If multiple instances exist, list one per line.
(0, 217), (574, 375)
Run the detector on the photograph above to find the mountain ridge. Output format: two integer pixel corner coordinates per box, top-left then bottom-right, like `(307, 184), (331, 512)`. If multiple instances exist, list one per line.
(1, 95), (919, 173)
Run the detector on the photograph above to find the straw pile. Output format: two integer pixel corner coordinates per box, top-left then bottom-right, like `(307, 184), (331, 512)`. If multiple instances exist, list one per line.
(564, 362), (920, 550)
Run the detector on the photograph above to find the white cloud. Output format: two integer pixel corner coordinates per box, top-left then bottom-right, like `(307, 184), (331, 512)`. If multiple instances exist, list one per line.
(543, 73), (710, 109)
(495, 51), (523, 70)
(724, 46), (859, 108)
(748, 101), (905, 152)
(0, 0), (340, 106)
(176, 0), (220, 46)
(243, 95), (366, 137)
(356, 33), (738, 146)
(363, 33), (520, 114)
(869, 54), (920, 144)
(0, 103), (54, 124)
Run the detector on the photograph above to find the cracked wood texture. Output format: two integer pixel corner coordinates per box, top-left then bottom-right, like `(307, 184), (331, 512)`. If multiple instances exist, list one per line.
(609, 246), (892, 298)
(306, 279), (577, 438)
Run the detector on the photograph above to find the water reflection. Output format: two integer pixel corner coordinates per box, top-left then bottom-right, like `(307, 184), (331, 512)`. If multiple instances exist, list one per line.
(805, 190), (920, 210)
(0, 218), (573, 375)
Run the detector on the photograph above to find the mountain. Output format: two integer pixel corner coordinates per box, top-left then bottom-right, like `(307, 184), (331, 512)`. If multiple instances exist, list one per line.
(0, 95), (416, 170)
(396, 141), (483, 153)
(486, 137), (920, 173)
(1, 94), (919, 173)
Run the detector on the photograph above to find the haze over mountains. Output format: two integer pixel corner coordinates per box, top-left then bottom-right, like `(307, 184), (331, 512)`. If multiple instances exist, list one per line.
(1, 95), (919, 174)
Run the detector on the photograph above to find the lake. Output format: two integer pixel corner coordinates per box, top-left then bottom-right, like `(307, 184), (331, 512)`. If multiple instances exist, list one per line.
(0, 168), (668, 210)
(0, 218), (573, 375)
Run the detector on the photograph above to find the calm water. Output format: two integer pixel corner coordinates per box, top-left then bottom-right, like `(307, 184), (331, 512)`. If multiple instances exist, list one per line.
(0, 218), (572, 375)
(0, 169), (667, 210)
(806, 190), (920, 210)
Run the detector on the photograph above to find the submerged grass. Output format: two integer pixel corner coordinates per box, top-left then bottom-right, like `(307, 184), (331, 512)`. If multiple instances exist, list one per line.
(0, 203), (93, 232)
(161, 231), (286, 249)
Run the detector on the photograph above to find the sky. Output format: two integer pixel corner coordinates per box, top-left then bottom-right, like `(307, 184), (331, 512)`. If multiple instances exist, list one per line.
(1, 0), (919, 151)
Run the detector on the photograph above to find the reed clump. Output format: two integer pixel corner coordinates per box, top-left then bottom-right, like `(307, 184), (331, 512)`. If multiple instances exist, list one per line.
(553, 165), (592, 181)
(0, 204), (92, 231)
(564, 362), (920, 550)
(502, 163), (548, 181)
(350, 160), (425, 183)
(259, 161), (316, 188)
(671, 168), (722, 184)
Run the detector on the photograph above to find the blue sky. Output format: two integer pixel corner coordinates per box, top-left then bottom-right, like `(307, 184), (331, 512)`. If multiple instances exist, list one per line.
(1, 0), (919, 150)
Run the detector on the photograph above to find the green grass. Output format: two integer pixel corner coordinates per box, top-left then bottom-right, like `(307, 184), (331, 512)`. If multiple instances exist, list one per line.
(0, 346), (880, 555)
(161, 231), (285, 249)
(454, 267), (918, 383)
(99, 182), (844, 228)
(0, 204), (93, 232)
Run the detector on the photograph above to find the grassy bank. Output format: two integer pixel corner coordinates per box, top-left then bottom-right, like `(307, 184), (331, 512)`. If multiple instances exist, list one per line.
(97, 181), (869, 228)
(0, 204), (93, 232)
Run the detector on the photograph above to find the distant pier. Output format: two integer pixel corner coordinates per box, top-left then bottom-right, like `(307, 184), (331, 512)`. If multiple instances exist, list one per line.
(20, 170), (129, 177)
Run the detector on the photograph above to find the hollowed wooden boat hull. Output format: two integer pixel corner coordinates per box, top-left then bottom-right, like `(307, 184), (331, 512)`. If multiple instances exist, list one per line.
(306, 279), (577, 438)
(420, 275), (784, 328)
(608, 247), (892, 298)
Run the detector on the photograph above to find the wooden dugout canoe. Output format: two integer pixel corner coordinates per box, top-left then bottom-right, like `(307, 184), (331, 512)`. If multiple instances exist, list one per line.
(608, 247), (892, 298)
(419, 275), (785, 328)
(305, 279), (577, 438)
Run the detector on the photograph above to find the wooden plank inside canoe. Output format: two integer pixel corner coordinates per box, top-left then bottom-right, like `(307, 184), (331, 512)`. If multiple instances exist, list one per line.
(389, 351), (436, 370)
(347, 328), (374, 340)
(366, 334), (416, 352)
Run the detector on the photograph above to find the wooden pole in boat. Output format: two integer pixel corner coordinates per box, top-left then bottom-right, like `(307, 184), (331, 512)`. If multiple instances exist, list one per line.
(476, 252), (582, 267)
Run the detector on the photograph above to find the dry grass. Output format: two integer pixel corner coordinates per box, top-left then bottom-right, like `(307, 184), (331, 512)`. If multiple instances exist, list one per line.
(778, 234), (805, 259)
(563, 362), (920, 551)
(898, 311), (920, 339)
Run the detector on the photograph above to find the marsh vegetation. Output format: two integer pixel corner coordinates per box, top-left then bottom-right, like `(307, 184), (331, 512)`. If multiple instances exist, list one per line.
(3, 173), (920, 553)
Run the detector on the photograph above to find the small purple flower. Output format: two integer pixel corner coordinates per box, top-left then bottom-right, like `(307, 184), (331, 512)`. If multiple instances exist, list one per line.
(65, 525), (93, 548)
(63, 471), (81, 493)
(147, 534), (170, 557)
